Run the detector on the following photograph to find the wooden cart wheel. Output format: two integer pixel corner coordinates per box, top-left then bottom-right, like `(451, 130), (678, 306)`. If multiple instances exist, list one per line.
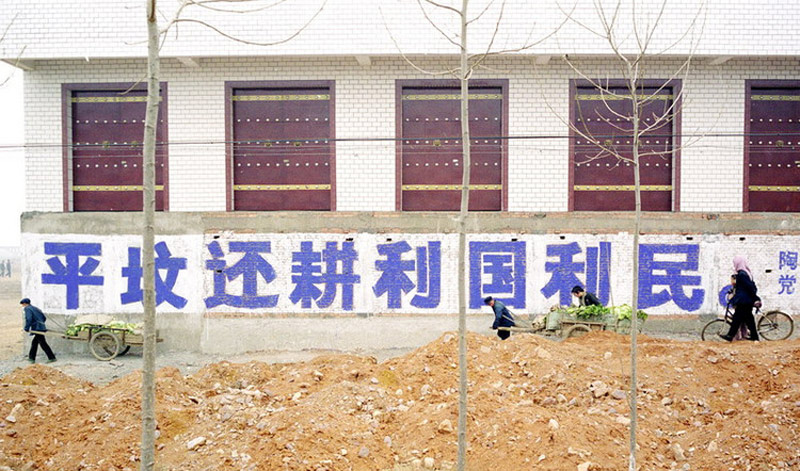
(564, 324), (592, 339)
(117, 345), (131, 356)
(90, 331), (121, 361)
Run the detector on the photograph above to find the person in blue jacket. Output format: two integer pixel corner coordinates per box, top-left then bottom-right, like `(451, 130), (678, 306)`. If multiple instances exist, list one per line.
(720, 256), (760, 342)
(21, 298), (57, 363)
(484, 296), (515, 340)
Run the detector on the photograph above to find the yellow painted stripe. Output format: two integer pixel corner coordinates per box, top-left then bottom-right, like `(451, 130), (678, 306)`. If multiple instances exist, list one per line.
(574, 185), (672, 191)
(751, 95), (800, 101)
(576, 94), (673, 101)
(402, 94), (502, 101)
(232, 94), (330, 102)
(233, 184), (331, 191)
(402, 184), (502, 191)
(73, 185), (164, 191)
(71, 96), (159, 103)
(749, 185), (800, 192)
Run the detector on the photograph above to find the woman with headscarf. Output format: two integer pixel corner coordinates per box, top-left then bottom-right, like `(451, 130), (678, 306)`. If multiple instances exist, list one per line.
(720, 255), (760, 341)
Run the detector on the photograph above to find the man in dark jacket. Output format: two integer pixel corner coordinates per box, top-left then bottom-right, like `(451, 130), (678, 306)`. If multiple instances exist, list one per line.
(484, 296), (515, 340)
(21, 298), (56, 363)
(571, 285), (602, 307)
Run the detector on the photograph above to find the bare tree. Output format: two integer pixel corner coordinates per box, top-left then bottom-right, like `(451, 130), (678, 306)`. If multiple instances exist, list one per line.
(384, 3), (567, 469)
(139, 2), (325, 470)
(552, 1), (706, 469)
(140, 3), (159, 470)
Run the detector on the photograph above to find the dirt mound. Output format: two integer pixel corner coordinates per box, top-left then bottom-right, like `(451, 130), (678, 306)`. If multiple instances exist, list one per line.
(1, 364), (92, 389)
(1, 332), (799, 471)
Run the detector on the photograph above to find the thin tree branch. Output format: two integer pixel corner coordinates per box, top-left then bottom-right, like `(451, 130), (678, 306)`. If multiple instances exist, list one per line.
(417, 0), (462, 49)
(420, 0), (462, 16)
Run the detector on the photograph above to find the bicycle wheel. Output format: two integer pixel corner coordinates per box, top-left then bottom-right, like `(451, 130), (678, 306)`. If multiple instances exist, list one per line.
(701, 319), (729, 341)
(757, 310), (794, 341)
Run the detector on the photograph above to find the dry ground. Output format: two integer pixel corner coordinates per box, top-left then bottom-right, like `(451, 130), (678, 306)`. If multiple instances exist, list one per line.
(0, 331), (798, 471)
(0, 273), (22, 361)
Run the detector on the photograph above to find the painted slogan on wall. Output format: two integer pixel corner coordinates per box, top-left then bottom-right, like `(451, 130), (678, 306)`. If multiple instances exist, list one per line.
(21, 233), (800, 316)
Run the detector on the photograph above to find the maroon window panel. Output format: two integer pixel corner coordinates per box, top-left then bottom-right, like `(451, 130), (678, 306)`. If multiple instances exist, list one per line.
(572, 83), (677, 211)
(745, 82), (800, 212)
(230, 85), (334, 211)
(398, 82), (506, 211)
(68, 87), (167, 211)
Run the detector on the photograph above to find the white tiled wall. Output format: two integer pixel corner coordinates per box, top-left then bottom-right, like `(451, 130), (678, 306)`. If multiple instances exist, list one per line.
(22, 56), (800, 213)
(3, 1), (799, 59)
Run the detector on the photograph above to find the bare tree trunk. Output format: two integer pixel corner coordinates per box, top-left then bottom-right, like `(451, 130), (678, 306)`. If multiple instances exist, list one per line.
(140, 0), (159, 469)
(456, 1), (470, 469)
(628, 72), (641, 471)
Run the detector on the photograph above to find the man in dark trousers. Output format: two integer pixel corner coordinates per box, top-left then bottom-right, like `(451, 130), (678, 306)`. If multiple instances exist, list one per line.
(484, 296), (515, 340)
(21, 298), (56, 363)
(571, 285), (602, 307)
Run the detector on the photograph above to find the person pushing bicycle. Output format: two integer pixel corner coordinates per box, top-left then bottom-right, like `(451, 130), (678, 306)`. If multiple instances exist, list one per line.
(720, 256), (760, 342)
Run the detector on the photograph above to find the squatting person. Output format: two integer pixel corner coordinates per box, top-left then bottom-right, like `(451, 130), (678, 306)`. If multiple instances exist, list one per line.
(571, 285), (602, 307)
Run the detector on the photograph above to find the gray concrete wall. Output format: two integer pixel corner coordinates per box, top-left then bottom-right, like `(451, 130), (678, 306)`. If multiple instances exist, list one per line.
(21, 210), (800, 236)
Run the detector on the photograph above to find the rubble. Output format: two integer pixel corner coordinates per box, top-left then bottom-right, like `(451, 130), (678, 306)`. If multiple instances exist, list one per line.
(0, 331), (799, 470)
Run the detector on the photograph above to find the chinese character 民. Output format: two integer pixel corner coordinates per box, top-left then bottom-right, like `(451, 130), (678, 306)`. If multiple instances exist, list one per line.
(638, 244), (704, 311)
(41, 242), (104, 309)
(778, 274), (796, 295)
(373, 241), (441, 309)
(204, 241), (279, 309)
(540, 241), (611, 306)
(290, 241), (361, 310)
(469, 241), (526, 309)
(779, 251), (798, 270)
(121, 241), (188, 308)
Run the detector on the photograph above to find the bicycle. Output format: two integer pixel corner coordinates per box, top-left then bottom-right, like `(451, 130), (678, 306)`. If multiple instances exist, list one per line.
(701, 301), (794, 341)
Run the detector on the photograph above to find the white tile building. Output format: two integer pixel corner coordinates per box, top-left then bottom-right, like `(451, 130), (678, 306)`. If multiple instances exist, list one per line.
(5, 1), (800, 350)
(1, 0), (798, 214)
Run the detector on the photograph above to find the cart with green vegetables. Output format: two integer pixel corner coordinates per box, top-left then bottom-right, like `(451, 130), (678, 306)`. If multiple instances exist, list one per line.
(501, 304), (648, 339)
(33, 317), (162, 361)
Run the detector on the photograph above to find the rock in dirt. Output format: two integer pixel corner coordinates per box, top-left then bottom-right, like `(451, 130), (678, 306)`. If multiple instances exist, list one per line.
(358, 446), (370, 458)
(437, 419), (453, 434)
(577, 461), (594, 471)
(661, 397), (673, 406)
(611, 389), (626, 400)
(423, 457), (435, 469)
(535, 347), (552, 360)
(5, 404), (22, 423)
(186, 437), (206, 451)
(589, 381), (609, 398)
(671, 443), (686, 461)
(707, 440), (718, 453)
(548, 419), (559, 430)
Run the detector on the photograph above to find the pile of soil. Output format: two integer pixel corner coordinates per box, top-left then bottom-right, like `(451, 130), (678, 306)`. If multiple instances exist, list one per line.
(1, 332), (798, 471)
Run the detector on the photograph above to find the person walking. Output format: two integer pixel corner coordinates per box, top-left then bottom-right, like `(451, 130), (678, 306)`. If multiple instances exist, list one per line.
(21, 298), (57, 363)
(720, 256), (760, 342)
(484, 296), (515, 340)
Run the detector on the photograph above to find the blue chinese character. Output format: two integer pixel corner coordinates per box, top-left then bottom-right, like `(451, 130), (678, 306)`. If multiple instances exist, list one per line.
(779, 251), (798, 270)
(469, 241), (526, 309)
(120, 242), (188, 309)
(290, 241), (361, 310)
(778, 274), (796, 295)
(41, 242), (104, 310)
(540, 242), (611, 306)
(373, 241), (441, 309)
(638, 244), (704, 311)
(204, 241), (278, 309)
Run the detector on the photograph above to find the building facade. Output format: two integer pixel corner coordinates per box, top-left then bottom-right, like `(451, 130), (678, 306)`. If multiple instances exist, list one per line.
(3, 0), (800, 352)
